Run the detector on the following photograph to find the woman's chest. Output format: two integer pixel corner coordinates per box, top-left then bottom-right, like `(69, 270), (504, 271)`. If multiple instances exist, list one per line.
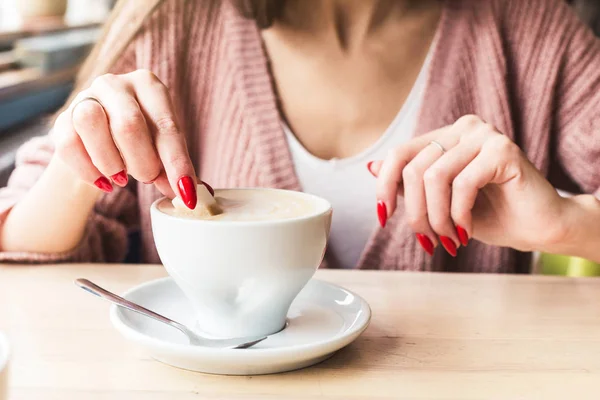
(260, 25), (436, 161)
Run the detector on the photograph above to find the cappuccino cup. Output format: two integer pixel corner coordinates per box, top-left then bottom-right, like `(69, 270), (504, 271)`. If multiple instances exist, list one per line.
(151, 188), (332, 338)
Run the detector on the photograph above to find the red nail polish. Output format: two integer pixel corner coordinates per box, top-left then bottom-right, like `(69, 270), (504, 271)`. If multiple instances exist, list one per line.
(376, 200), (387, 228)
(456, 225), (469, 247)
(416, 234), (434, 256)
(177, 176), (197, 209)
(366, 161), (376, 177)
(439, 236), (457, 257)
(94, 176), (113, 193)
(200, 180), (215, 197)
(110, 170), (128, 186)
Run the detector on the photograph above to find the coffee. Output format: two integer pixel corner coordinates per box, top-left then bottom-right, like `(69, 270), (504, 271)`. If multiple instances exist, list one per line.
(158, 188), (321, 221)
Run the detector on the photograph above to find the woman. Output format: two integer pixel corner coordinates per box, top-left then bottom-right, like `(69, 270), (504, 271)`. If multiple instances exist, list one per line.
(0, 0), (599, 272)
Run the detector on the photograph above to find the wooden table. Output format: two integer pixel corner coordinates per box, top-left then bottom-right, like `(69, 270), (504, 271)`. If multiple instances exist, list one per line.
(1, 264), (599, 399)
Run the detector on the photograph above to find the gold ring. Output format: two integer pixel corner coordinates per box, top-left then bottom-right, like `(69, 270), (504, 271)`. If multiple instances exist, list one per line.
(429, 140), (446, 154)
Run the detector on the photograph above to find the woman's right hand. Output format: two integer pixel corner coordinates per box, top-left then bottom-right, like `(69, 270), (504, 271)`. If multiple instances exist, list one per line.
(53, 69), (198, 209)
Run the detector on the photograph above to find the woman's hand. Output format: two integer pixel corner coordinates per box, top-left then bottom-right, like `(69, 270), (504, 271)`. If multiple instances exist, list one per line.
(53, 69), (197, 208)
(368, 115), (570, 257)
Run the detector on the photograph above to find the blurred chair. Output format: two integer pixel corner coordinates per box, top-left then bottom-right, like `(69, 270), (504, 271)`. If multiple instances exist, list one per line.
(539, 254), (600, 277)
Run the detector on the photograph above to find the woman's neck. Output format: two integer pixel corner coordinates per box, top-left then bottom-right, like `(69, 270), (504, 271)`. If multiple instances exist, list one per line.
(279, 0), (421, 50)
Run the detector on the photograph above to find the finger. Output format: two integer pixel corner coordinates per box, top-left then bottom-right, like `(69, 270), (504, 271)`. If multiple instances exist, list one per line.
(148, 171), (176, 199)
(375, 126), (451, 217)
(89, 74), (162, 184)
(423, 140), (482, 247)
(368, 160), (407, 197)
(402, 141), (455, 248)
(70, 96), (128, 187)
(376, 142), (425, 218)
(451, 135), (521, 238)
(54, 111), (113, 193)
(410, 121), (486, 254)
(128, 70), (197, 205)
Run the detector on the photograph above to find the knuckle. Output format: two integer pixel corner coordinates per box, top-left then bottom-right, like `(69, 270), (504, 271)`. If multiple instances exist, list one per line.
(402, 164), (421, 184)
(113, 110), (146, 138)
(130, 163), (161, 182)
(72, 100), (104, 127)
(474, 124), (496, 141)
(452, 176), (470, 193)
(132, 69), (163, 86)
(455, 114), (482, 130)
(388, 146), (407, 163)
(131, 69), (168, 93)
(460, 128), (483, 143)
(154, 116), (179, 136)
(423, 166), (446, 185)
(91, 73), (117, 89)
(489, 135), (519, 158)
(133, 69), (155, 80)
(483, 123), (497, 134)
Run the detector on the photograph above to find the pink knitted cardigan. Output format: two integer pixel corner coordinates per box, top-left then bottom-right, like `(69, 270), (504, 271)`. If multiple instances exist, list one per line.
(1, 0), (600, 272)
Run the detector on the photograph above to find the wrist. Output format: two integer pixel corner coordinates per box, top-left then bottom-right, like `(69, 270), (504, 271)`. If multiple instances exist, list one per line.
(1, 156), (101, 253)
(545, 194), (600, 263)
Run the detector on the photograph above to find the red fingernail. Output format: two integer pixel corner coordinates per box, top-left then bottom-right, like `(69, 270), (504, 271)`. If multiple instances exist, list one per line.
(200, 180), (215, 197)
(94, 176), (113, 193)
(177, 176), (197, 209)
(110, 170), (128, 186)
(456, 225), (469, 247)
(377, 200), (387, 228)
(439, 236), (457, 257)
(416, 234), (434, 256)
(366, 161), (376, 177)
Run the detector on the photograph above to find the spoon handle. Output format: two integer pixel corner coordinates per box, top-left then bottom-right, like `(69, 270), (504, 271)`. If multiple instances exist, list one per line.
(75, 278), (182, 330)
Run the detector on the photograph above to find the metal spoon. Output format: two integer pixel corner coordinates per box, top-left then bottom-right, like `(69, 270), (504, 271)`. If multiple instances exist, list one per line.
(75, 278), (266, 349)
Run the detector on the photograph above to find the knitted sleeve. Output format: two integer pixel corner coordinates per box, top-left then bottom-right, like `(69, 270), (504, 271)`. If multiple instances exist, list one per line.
(551, 1), (600, 197)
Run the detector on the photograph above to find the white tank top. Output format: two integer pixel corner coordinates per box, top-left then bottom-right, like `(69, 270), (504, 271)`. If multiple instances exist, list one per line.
(283, 50), (432, 269)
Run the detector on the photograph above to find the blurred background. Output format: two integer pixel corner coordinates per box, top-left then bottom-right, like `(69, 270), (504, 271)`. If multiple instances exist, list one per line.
(0, 0), (113, 185)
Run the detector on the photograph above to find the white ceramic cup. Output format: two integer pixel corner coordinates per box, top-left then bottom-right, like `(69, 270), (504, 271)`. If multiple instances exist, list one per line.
(150, 188), (332, 339)
(0, 332), (9, 400)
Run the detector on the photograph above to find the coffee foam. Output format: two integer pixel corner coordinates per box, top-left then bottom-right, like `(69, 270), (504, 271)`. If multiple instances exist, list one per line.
(158, 189), (321, 221)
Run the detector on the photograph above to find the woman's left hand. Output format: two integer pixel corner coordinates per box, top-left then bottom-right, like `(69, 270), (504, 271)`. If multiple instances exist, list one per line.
(368, 115), (570, 257)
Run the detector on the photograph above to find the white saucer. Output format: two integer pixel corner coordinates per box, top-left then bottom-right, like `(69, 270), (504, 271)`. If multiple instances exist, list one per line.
(110, 278), (371, 375)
